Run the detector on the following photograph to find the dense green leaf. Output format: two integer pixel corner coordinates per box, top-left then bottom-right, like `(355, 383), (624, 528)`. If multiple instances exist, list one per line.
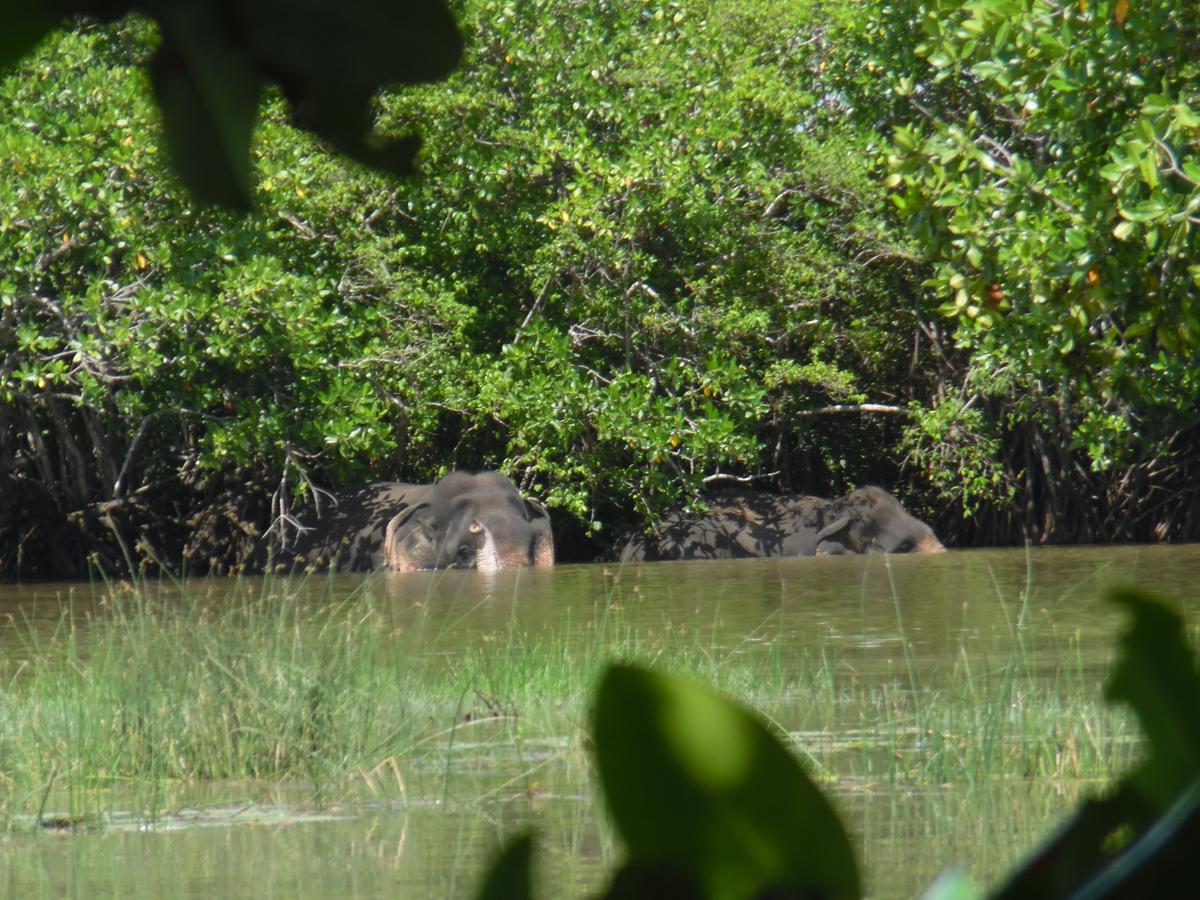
(877, 0), (1200, 535)
(4, 0), (1200, 574)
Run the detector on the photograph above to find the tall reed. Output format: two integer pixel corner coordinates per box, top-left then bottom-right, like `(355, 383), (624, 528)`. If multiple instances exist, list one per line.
(0, 567), (1140, 831)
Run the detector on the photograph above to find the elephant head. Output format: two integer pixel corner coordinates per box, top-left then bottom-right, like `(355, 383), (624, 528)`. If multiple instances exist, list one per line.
(814, 486), (944, 555)
(383, 471), (554, 571)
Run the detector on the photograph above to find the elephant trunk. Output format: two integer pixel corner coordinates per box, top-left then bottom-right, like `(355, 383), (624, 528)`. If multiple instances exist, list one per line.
(915, 533), (946, 553)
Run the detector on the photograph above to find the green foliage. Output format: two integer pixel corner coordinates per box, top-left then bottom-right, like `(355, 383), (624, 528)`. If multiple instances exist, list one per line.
(0, 26), (430, 540)
(10, 0), (1200, 570)
(880, 0), (1200, 469)
(1, 5), (931, 574)
(0, 0), (462, 208)
(364, 0), (929, 526)
(902, 395), (1009, 514)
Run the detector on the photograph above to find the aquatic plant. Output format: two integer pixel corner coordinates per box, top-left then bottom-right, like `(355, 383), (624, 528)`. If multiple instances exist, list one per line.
(0, 567), (1138, 838)
(478, 588), (1200, 898)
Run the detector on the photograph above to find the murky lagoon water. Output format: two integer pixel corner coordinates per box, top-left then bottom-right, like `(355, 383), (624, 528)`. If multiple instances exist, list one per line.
(2, 544), (1198, 898)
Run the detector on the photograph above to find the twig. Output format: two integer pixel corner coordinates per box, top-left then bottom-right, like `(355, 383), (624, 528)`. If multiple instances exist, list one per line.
(267, 450), (329, 549)
(512, 275), (558, 343)
(278, 211), (316, 240)
(702, 471), (780, 485)
(791, 403), (908, 417)
(362, 189), (402, 230)
(33, 237), (79, 273)
(113, 409), (178, 498)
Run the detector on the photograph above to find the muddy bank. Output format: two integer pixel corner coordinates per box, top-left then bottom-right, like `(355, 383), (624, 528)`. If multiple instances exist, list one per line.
(0, 471), (597, 581)
(0, 471), (272, 581)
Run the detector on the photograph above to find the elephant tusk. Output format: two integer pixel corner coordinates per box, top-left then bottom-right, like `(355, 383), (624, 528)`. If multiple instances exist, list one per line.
(474, 522), (502, 571)
(532, 530), (555, 566)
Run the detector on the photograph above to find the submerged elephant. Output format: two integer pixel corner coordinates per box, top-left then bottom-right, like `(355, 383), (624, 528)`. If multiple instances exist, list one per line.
(620, 486), (944, 562)
(383, 470), (554, 571)
(261, 470), (554, 572)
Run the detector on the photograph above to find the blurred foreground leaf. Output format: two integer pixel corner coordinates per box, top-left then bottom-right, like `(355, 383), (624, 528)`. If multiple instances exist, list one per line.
(0, 5), (55, 68)
(1106, 588), (1200, 807)
(994, 589), (1200, 898)
(592, 664), (860, 900)
(476, 833), (533, 900)
(150, 4), (259, 207)
(1, 0), (462, 208)
(920, 870), (982, 900)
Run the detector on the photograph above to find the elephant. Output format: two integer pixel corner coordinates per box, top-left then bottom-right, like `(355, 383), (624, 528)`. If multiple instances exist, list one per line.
(260, 470), (554, 573)
(619, 486), (944, 562)
(383, 470), (554, 572)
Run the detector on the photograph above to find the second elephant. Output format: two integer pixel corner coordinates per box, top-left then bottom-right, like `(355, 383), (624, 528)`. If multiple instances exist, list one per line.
(620, 486), (944, 562)
(263, 471), (554, 572)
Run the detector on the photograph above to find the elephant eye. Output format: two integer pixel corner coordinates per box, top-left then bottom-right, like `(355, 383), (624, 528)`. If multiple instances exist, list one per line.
(895, 540), (913, 553)
(455, 544), (474, 565)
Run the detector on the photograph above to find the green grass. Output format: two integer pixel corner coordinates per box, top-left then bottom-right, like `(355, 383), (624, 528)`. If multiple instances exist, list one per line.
(0, 571), (1140, 832)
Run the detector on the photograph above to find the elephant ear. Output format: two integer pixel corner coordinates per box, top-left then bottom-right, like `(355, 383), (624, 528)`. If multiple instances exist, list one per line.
(384, 502), (436, 571)
(522, 497), (551, 522)
(523, 497), (555, 566)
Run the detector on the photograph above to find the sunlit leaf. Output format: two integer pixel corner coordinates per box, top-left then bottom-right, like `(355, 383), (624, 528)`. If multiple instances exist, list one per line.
(1113, 221), (1137, 241)
(1174, 104), (1200, 129)
(1119, 200), (1167, 222)
(593, 664), (860, 900)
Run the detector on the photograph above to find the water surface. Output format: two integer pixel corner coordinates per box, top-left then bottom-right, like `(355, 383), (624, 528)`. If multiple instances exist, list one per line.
(2, 544), (1197, 897)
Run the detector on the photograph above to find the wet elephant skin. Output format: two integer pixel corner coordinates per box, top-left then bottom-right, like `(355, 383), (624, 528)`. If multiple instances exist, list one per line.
(259, 471), (553, 573)
(383, 471), (554, 572)
(621, 486), (944, 562)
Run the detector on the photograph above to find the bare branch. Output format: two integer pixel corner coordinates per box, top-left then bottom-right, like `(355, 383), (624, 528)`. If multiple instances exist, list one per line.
(512, 274), (558, 344)
(278, 211), (317, 240)
(33, 237), (80, 273)
(702, 471), (780, 485)
(267, 448), (331, 549)
(792, 403), (909, 417)
(113, 408), (180, 498)
(362, 189), (403, 230)
(763, 188), (799, 219)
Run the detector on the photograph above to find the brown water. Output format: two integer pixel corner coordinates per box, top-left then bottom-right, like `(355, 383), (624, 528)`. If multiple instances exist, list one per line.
(1, 544), (1198, 898)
